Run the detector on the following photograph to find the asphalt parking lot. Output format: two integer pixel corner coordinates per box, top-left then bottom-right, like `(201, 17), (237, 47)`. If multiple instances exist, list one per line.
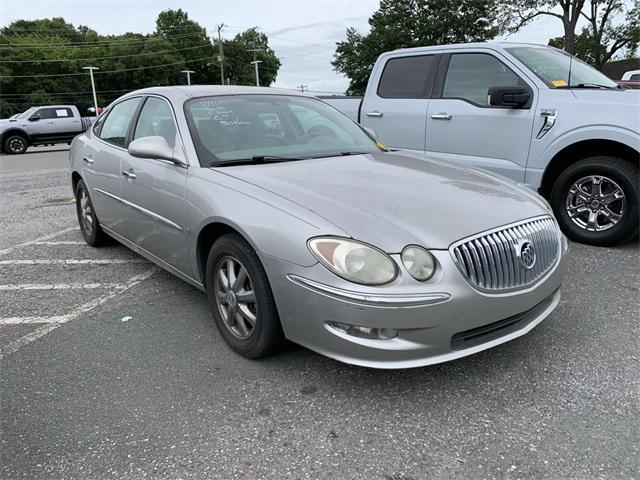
(1, 147), (639, 480)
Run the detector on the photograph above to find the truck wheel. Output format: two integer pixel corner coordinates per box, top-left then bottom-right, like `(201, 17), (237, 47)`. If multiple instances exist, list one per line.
(550, 156), (638, 246)
(3, 134), (28, 154)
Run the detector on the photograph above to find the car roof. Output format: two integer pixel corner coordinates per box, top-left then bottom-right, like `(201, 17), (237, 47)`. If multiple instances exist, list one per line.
(120, 85), (314, 103)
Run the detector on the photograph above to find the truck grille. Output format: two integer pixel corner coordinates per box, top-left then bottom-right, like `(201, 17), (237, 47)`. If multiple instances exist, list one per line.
(450, 216), (560, 292)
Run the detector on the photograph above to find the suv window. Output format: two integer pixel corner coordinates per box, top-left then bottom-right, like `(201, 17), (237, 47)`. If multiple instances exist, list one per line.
(99, 97), (142, 147)
(378, 55), (435, 99)
(133, 97), (177, 148)
(630, 73), (640, 81)
(443, 53), (523, 106)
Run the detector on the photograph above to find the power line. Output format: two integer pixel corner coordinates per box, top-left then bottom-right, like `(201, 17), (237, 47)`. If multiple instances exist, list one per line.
(0, 44), (212, 63)
(0, 56), (214, 79)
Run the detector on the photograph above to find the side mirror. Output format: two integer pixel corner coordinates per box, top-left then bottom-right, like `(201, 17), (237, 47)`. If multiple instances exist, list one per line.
(488, 86), (531, 108)
(29, 114), (41, 122)
(364, 127), (378, 138)
(128, 136), (185, 165)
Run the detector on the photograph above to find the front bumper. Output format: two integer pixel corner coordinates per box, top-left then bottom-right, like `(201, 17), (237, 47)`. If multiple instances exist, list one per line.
(260, 248), (566, 369)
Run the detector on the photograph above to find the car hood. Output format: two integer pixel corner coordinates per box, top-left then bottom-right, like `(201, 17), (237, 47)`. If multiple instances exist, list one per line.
(216, 152), (550, 251)
(571, 88), (640, 104)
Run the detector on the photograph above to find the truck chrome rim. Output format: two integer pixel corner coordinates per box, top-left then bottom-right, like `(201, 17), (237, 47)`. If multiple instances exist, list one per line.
(79, 189), (94, 236)
(566, 175), (625, 232)
(9, 137), (25, 153)
(214, 256), (257, 339)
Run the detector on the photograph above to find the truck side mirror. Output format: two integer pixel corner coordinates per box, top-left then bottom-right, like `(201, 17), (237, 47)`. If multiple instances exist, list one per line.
(488, 86), (531, 108)
(29, 113), (41, 122)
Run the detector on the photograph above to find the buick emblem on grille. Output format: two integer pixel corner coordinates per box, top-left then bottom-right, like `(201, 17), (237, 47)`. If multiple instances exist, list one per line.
(516, 240), (536, 270)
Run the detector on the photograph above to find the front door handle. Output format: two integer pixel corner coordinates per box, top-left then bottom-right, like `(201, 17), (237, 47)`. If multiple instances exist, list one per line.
(121, 169), (136, 179)
(82, 157), (94, 164)
(365, 111), (384, 118)
(431, 113), (452, 120)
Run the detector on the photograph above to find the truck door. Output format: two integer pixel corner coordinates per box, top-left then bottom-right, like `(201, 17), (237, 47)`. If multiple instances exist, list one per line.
(52, 107), (81, 139)
(27, 107), (58, 141)
(425, 52), (537, 182)
(360, 54), (438, 151)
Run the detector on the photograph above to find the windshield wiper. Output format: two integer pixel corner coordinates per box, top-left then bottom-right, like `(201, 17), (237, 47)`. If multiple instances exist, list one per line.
(566, 83), (619, 90)
(210, 155), (305, 167)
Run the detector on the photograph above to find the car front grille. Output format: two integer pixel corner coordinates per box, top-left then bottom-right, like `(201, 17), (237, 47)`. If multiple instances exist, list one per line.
(450, 216), (561, 292)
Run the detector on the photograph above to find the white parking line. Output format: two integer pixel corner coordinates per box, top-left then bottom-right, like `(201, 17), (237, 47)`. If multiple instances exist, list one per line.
(0, 259), (149, 265)
(0, 267), (158, 359)
(0, 282), (126, 291)
(0, 226), (79, 256)
(32, 241), (86, 246)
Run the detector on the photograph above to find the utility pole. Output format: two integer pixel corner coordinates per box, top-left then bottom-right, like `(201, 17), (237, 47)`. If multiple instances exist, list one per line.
(82, 66), (99, 115)
(297, 84), (308, 92)
(216, 24), (225, 85)
(247, 30), (263, 87)
(181, 70), (195, 85)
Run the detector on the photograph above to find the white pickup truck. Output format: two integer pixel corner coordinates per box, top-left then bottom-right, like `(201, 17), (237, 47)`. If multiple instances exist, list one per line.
(323, 42), (639, 246)
(0, 105), (95, 155)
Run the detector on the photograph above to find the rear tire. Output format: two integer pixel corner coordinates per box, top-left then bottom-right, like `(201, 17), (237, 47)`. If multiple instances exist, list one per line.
(550, 156), (638, 246)
(3, 134), (28, 154)
(74, 179), (110, 247)
(205, 233), (284, 359)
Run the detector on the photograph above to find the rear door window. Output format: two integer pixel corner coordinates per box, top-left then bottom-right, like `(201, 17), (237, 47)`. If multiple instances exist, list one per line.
(98, 98), (142, 147)
(377, 55), (436, 98)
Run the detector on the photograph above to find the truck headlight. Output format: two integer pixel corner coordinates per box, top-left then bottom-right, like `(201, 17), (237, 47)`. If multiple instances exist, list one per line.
(401, 245), (436, 281)
(308, 237), (397, 285)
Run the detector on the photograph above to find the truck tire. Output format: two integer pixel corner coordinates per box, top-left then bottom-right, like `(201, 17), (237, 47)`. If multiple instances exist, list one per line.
(3, 134), (28, 154)
(550, 156), (638, 246)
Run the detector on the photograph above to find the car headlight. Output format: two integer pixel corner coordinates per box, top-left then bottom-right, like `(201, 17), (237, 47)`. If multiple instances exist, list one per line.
(308, 237), (397, 285)
(401, 245), (436, 281)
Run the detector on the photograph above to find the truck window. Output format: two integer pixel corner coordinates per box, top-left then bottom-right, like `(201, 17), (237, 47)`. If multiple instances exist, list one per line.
(133, 97), (177, 148)
(377, 55), (435, 99)
(34, 108), (59, 120)
(98, 97), (142, 147)
(443, 53), (522, 106)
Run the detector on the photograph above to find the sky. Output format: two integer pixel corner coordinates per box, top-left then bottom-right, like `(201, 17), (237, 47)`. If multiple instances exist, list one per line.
(0, 0), (583, 93)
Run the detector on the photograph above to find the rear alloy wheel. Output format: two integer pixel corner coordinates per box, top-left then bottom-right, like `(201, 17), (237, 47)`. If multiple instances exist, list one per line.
(74, 180), (110, 247)
(551, 156), (638, 246)
(4, 135), (28, 154)
(206, 233), (284, 358)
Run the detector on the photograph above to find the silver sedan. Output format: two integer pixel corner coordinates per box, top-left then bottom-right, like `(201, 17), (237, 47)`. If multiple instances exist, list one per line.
(70, 86), (568, 369)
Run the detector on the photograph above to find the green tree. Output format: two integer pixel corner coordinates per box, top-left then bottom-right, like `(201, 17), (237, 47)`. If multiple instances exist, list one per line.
(222, 28), (281, 86)
(332, 0), (502, 95)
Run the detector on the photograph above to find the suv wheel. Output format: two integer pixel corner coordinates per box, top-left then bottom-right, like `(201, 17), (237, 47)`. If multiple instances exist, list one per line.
(4, 134), (28, 154)
(550, 156), (638, 246)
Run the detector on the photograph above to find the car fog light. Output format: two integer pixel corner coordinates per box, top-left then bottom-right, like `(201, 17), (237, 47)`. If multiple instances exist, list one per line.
(401, 245), (436, 281)
(326, 322), (398, 340)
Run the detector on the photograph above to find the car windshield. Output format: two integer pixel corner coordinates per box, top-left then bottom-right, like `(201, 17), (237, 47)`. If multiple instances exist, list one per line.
(506, 46), (618, 89)
(184, 94), (382, 164)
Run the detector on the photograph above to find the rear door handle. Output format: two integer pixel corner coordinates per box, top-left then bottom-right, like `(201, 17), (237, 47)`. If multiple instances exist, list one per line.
(82, 157), (94, 164)
(121, 169), (136, 179)
(431, 113), (452, 120)
(365, 111), (383, 118)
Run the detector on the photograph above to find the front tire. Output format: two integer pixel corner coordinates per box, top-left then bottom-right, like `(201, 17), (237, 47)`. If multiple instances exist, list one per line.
(550, 156), (638, 246)
(74, 180), (110, 247)
(3, 134), (28, 154)
(205, 233), (284, 359)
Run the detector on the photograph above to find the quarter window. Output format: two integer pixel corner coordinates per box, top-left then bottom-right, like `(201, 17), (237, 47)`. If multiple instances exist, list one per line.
(443, 53), (523, 106)
(133, 97), (177, 148)
(377, 55), (435, 99)
(98, 97), (142, 147)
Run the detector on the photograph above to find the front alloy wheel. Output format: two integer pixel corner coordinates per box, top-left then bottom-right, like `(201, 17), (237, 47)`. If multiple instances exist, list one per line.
(205, 233), (284, 358)
(4, 135), (27, 154)
(551, 156), (638, 246)
(214, 256), (258, 339)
